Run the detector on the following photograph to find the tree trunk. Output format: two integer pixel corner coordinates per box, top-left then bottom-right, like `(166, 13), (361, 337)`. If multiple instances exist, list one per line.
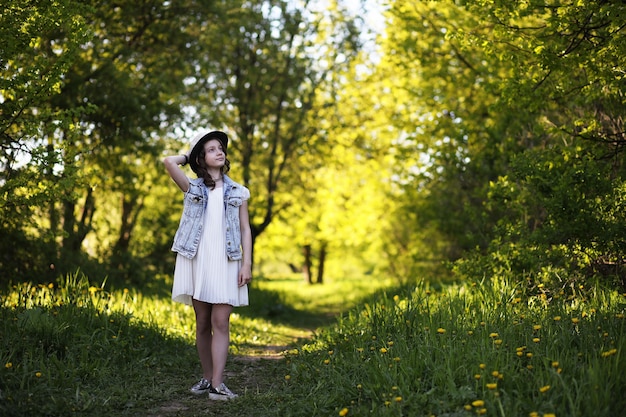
(303, 244), (313, 284)
(62, 186), (95, 252)
(316, 242), (327, 284)
(114, 193), (144, 255)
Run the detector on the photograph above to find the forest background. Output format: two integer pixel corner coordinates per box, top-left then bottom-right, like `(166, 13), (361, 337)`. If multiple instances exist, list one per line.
(2, 0), (626, 296)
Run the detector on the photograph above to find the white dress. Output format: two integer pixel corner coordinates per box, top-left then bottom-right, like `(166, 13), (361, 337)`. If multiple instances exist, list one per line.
(171, 184), (249, 306)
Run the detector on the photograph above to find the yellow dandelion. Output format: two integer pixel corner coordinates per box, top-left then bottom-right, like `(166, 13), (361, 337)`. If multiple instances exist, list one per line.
(324, 359), (330, 364)
(356, 348), (364, 353)
(474, 374), (481, 380)
(395, 396), (402, 402)
(527, 365), (534, 370)
(526, 352), (533, 358)
(35, 372), (42, 378)
(479, 363), (486, 369)
(380, 348), (388, 353)
(5, 362), (12, 369)
(464, 404), (472, 411)
(491, 371), (499, 378)
(516, 351), (524, 357)
(553, 316), (561, 321)
(387, 341), (394, 347)
(539, 385), (550, 393)
(486, 383), (497, 390)
(551, 361), (559, 368)
(571, 317), (580, 324)
(489, 332), (499, 338)
(384, 401), (391, 407)
(601, 348), (617, 358)
(472, 400), (485, 407)
(478, 408), (487, 415)
(533, 338), (540, 343)
(437, 328), (446, 334)
(393, 357), (401, 362)
(544, 414), (556, 417)
(533, 324), (542, 330)
(285, 375), (291, 381)
(468, 330), (474, 335)
(328, 350), (334, 355)
(616, 313), (624, 319)
(356, 384), (362, 389)
(393, 295), (400, 302)
(391, 386), (398, 391)
(494, 339), (503, 346)
(529, 412), (539, 417)
(339, 408), (349, 416)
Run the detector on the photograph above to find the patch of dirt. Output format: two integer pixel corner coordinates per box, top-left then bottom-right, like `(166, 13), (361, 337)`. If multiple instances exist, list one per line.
(148, 344), (291, 417)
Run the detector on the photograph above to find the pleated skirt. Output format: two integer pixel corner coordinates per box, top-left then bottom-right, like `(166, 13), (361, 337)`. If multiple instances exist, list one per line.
(171, 186), (248, 307)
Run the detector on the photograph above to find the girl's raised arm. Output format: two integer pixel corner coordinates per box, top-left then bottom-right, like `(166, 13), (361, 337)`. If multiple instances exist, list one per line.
(163, 154), (191, 192)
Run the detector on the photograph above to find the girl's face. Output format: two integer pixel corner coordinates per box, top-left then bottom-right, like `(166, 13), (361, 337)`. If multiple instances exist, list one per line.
(202, 139), (226, 169)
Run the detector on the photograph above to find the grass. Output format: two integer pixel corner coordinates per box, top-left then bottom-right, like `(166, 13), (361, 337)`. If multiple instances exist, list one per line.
(1, 272), (625, 416)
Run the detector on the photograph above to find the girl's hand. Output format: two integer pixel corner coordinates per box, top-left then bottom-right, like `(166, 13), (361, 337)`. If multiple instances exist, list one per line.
(238, 264), (252, 287)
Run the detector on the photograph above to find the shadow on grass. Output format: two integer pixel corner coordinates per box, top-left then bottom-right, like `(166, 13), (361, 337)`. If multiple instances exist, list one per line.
(0, 302), (200, 417)
(237, 285), (338, 330)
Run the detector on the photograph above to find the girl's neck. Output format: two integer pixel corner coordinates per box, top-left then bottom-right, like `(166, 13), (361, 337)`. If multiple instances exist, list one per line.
(208, 171), (223, 181)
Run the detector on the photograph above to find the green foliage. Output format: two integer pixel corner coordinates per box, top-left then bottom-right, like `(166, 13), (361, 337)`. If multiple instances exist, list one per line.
(2, 271), (625, 417)
(374, 0), (626, 288)
(457, 145), (626, 293)
(0, 269), (392, 416)
(186, 0), (363, 243)
(0, 272), (194, 417)
(280, 278), (626, 416)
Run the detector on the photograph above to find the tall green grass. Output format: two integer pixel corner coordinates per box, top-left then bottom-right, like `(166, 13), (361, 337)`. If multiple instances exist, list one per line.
(1, 272), (624, 416)
(275, 279), (626, 417)
(0, 271), (391, 416)
(0, 273), (197, 416)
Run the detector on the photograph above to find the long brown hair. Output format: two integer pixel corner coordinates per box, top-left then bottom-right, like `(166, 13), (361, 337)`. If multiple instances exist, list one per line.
(195, 151), (231, 189)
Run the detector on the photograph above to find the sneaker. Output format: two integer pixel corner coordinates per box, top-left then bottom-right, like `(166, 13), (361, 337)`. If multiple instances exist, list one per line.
(209, 383), (238, 401)
(190, 378), (211, 395)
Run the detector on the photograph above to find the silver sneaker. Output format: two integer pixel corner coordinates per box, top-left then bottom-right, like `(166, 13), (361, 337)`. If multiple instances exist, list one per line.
(190, 378), (211, 395)
(209, 383), (238, 401)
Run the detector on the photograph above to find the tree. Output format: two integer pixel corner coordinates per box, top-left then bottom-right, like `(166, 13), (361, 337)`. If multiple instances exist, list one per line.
(0, 0), (226, 283)
(183, 0), (362, 266)
(0, 0), (92, 282)
(375, 0), (626, 287)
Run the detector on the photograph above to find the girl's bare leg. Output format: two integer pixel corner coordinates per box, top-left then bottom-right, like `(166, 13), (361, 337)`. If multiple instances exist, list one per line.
(209, 303), (233, 386)
(192, 299), (213, 381)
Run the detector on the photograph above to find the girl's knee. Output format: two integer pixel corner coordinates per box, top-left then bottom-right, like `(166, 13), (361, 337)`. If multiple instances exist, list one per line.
(211, 316), (230, 334)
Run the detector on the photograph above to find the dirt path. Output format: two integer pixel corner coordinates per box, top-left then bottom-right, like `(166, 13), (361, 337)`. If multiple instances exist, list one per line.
(147, 344), (291, 417)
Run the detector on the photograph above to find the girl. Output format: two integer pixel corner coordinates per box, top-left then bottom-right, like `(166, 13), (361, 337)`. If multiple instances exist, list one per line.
(163, 130), (252, 401)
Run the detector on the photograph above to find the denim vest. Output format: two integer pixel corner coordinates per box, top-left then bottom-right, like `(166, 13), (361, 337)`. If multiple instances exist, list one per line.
(171, 176), (248, 260)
